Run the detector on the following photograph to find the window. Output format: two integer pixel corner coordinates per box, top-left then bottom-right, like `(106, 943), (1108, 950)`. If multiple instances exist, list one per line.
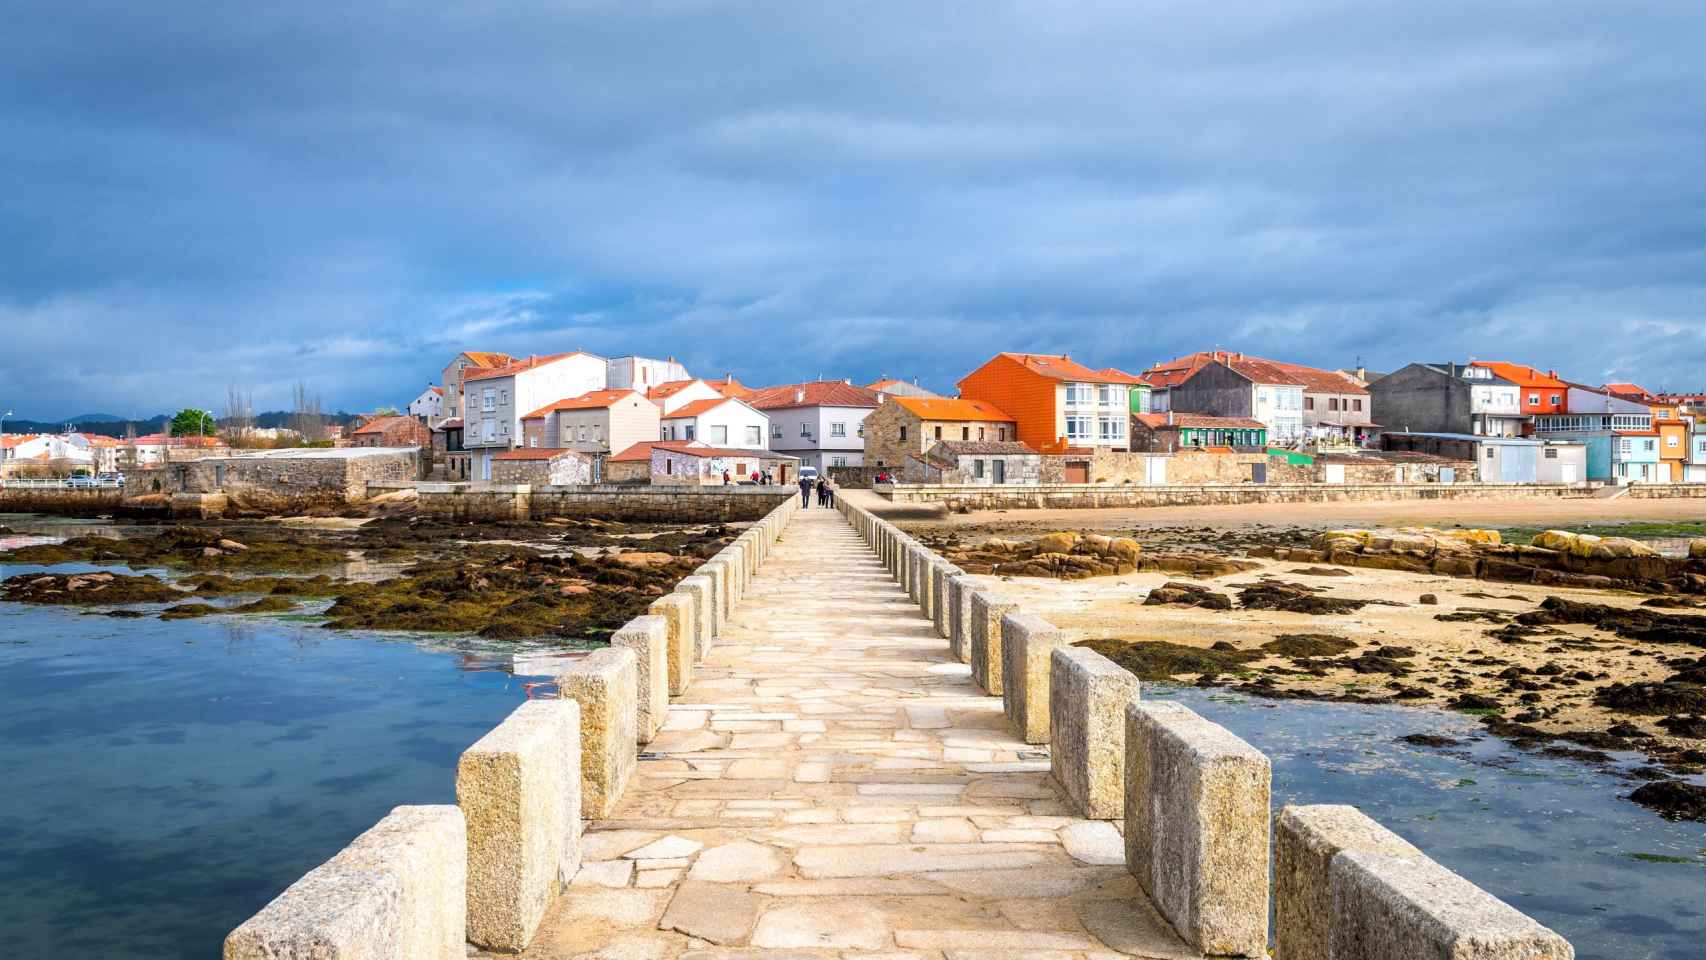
(1066, 384), (1093, 406)
(685, 424), (696, 441)
(1667, 434), (1680, 447)
(1484, 447), (1495, 459)
(831, 456), (848, 467)
(962, 426), (970, 441)
(499, 389), (508, 406)
(577, 424), (588, 441)
(1328, 398), (1339, 411)
(482, 389), (496, 412)
(1098, 416), (1124, 441)
(1066, 415), (1091, 440)
(482, 419), (496, 442)
(1644, 439), (1656, 452)
(772, 423), (782, 438)
(711, 425), (728, 444)
(1304, 397), (1315, 411)
(1544, 448), (1558, 459)
(830, 422), (846, 438)
(1550, 394), (1560, 405)
(746, 426), (762, 445)
(1098, 385), (1113, 405)
(529, 435), (538, 448)
(934, 426), (942, 440)
(977, 427), (986, 441)
(800, 422), (812, 438)
(973, 459), (985, 479)
(1529, 394), (1539, 405)
(1353, 399), (1363, 411)
(899, 425), (908, 441)
(998, 427), (1008, 441)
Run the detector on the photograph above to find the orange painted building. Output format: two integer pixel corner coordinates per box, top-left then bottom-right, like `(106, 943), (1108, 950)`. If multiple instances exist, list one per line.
(1470, 361), (1567, 426)
(957, 353), (1141, 453)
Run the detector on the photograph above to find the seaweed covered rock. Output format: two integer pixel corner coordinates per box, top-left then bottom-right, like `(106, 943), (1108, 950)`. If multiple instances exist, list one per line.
(1143, 581), (1232, 610)
(1237, 581), (1368, 615)
(1, 571), (184, 606)
(1595, 682), (1706, 716)
(1518, 597), (1706, 647)
(1627, 780), (1706, 821)
(1076, 638), (1261, 682)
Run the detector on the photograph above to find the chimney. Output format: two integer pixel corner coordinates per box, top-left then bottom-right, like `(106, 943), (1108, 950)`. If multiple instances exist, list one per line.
(1167, 410), (1174, 427)
(795, 389), (805, 405)
(1356, 366), (1366, 381)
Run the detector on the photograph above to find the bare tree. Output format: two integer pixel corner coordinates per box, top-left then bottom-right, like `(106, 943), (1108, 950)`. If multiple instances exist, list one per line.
(291, 382), (325, 443)
(120, 422), (138, 472)
(223, 384), (255, 445)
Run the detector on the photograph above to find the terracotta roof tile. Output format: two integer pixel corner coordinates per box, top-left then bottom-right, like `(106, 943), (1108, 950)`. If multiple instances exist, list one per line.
(520, 390), (640, 419)
(745, 381), (883, 410)
(1133, 413), (1267, 430)
(893, 397), (1016, 422)
(463, 352), (590, 382)
(1472, 361), (1567, 390)
(662, 397), (737, 419)
(991, 353), (1139, 385)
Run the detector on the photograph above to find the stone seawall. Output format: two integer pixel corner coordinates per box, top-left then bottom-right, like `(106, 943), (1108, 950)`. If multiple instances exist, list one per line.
(0, 488), (128, 516)
(1627, 483), (1706, 498)
(416, 483), (796, 522)
(884, 481), (1607, 510)
(834, 495), (1574, 959)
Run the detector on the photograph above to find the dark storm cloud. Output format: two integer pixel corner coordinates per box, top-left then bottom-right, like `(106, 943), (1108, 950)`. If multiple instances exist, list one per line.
(3, 1), (1704, 418)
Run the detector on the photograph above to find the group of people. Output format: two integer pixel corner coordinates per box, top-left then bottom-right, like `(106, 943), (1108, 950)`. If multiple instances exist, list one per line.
(798, 474), (837, 509)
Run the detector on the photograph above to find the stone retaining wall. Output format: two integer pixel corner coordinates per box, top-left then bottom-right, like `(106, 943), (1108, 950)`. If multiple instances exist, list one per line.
(883, 480), (1606, 510)
(417, 482), (795, 522)
(834, 495), (1573, 960)
(0, 488), (126, 515)
(225, 493), (801, 955)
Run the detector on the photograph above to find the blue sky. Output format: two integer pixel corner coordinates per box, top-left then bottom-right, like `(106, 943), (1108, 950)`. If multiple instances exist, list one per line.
(4, 1), (1705, 420)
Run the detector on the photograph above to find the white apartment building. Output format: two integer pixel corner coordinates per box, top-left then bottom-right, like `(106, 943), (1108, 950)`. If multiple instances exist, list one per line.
(660, 397), (770, 451)
(608, 356), (690, 392)
(746, 381), (886, 471)
(463, 352), (610, 479)
(647, 379), (729, 415)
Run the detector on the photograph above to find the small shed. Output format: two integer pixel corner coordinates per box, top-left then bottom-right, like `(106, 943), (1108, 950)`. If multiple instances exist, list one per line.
(1380, 432), (1551, 484)
(489, 448), (599, 485)
(908, 440), (1041, 484)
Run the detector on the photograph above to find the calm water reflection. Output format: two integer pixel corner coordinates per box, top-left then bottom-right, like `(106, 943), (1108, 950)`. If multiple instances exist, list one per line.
(0, 597), (555, 958)
(1163, 686), (1706, 960)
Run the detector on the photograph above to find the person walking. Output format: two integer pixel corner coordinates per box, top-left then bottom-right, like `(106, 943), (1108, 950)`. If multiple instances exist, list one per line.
(797, 473), (813, 508)
(823, 475), (837, 509)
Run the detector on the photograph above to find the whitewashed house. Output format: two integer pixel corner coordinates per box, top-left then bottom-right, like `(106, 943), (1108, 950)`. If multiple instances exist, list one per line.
(407, 386), (445, 422)
(647, 379), (730, 415)
(608, 356), (690, 392)
(461, 352), (610, 480)
(659, 397), (770, 451)
(745, 381), (886, 472)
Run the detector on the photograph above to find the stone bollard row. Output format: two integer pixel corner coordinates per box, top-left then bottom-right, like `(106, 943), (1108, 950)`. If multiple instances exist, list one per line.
(833, 500), (1574, 960)
(224, 805), (468, 959)
(611, 616), (669, 744)
(1275, 805), (1573, 960)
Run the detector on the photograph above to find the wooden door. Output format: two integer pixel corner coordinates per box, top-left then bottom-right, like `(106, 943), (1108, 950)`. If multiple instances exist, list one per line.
(1065, 461), (1089, 483)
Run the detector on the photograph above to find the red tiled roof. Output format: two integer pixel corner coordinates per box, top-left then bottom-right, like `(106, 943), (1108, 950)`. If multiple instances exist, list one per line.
(463, 353), (583, 382)
(1144, 351), (1320, 390)
(1603, 382), (1658, 402)
(745, 381), (883, 410)
(1096, 367), (1147, 385)
(492, 447), (586, 461)
(991, 353), (1139, 385)
(520, 390), (639, 419)
(661, 397), (738, 419)
(352, 415), (418, 435)
(1133, 413), (1266, 430)
(429, 386), (444, 395)
(608, 440), (789, 462)
(1472, 361), (1567, 390)
(461, 351), (516, 368)
(892, 397), (1016, 422)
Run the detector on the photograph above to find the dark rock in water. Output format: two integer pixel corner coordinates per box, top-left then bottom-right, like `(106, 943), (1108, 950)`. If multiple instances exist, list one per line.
(1451, 693), (1503, 711)
(1419, 593), (1438, 605)
(3, 571), (185, 606)
(1628, 780), (1706, 821)
(1398, 733), (1463, 748)
(1623, 765), (1675, 781)
(1558, 729), (1638, 750)
(1595, 682), (1706, 716)
(1543, 745), (1615, 763)
(101, 609), (147, 618)
(1392, 686), (1432, 699)
(1657, 715), (1706, 739)
(1607, 721), (1646, 738)
(1143, 581), (1232, 610)
(1238, 582), (1367, 615)
(1262, 633), (1356, 658)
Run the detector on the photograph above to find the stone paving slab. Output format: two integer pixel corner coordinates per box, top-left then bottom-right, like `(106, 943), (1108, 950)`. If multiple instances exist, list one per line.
(507, 508), (1196, 960)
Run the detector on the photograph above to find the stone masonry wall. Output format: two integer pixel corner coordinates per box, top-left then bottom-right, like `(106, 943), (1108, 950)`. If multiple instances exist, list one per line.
(886, 481), (1603, 511)
(417, 484), (795, 522)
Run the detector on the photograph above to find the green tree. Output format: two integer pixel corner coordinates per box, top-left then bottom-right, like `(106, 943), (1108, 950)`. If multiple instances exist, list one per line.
(169, 408), (216, 437)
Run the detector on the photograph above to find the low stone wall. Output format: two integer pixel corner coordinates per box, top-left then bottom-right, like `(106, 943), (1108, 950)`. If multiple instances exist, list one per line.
(225, 493), (801, 954)
(0, 487), (126, 515)
(833, 495), (1574, 960)
(417, 483), (795, 522)
(884, 480), (1605, 510)
(1626, 482), (1706, 498)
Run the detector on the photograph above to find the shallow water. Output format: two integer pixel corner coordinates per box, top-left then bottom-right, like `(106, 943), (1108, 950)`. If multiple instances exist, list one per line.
(0, 592), (558, 958)
(1163, 686), (1706, 960)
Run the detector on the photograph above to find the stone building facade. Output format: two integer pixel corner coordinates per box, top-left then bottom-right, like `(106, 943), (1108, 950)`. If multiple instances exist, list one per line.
(489, 448), (599, 485)
(165, 447), (422, 507)
(862, 397), (1018, 470)
(350, 415), (432, 448)
(905, 440), (1041, 484)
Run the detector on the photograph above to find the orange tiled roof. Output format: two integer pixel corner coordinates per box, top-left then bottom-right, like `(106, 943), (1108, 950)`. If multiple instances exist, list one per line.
(520, 390), (639, 419)
(461, 351), (516, 368)
(993, 353), (1142, 385)
(745, 381), (883, 410)
(1603, 382), (1657, 402)
(1143, 351), (1325, 391)
(1472, 361), (1567, 390)
(1095, 367), (1147, 385)
(892, 397), (1015, 422)
(608, 440), (787, 462)
(463, 353), (580, 383)
(661, 397), (737, 419)
(352, 415), (417, 435)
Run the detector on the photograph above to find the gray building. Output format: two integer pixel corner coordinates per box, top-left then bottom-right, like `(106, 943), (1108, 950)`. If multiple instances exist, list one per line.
(1369, 363), (1529, 437)
(1380, 432), (1583, 484)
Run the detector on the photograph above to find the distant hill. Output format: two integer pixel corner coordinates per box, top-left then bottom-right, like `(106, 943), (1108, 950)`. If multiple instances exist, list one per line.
(65, 413), (126, 423)
(4, 410), (364, 438)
